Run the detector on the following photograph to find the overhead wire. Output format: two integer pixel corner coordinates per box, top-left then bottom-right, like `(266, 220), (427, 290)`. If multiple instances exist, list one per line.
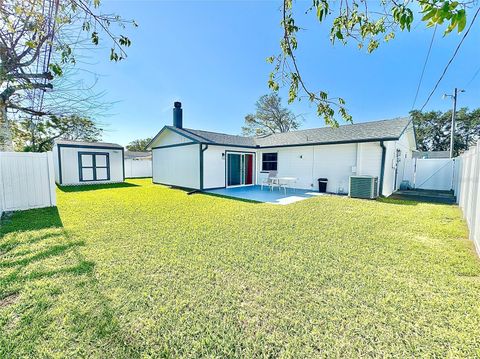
(411, 25), (437, 110)
(419, 7), (480, 111)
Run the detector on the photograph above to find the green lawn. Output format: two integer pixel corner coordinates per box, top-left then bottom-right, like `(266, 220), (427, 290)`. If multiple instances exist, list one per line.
(1, 179), (479, 358)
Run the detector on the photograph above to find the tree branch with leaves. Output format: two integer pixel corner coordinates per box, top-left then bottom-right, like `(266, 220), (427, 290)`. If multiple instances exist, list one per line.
(0, 0), (136, 150)
(12, 114), (102, 152)
(268, 0), (474, 126)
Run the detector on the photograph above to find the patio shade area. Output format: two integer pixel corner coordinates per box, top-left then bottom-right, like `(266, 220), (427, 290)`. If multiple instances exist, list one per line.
(204, 185), (324, 204)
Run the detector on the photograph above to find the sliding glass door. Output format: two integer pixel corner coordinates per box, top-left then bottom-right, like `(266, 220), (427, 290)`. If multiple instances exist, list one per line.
(227, 153), (254, 187)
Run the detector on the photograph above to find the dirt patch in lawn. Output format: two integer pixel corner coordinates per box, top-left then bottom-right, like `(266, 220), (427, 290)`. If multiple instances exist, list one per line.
(0, 293), (19, 308)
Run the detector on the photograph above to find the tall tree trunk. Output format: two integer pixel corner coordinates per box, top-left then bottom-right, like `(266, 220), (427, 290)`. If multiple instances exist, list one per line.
(0, 100), (13, 151)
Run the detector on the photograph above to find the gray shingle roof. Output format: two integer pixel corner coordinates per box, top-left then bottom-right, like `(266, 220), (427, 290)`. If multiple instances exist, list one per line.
(124, 151), (151, 159)
(255, 117), (411, 147)
(180, 127), (257, 147)
(54, 139), (123, 149)
(164, 117), (411, 148)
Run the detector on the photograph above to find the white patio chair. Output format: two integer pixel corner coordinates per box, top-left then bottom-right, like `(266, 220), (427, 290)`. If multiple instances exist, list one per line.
(261, 171), (278, 191)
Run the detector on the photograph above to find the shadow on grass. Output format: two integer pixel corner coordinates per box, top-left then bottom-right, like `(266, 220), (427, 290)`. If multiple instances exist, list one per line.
(377, 197), (420, 206)
(58, 182), (139, 192)
(379, 197), (454, 206)
(0, 207), (64, 254)
(0, 206), (141, 356)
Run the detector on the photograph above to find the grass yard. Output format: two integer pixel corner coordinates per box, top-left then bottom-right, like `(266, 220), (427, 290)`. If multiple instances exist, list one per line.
(1, 179), (480, 357)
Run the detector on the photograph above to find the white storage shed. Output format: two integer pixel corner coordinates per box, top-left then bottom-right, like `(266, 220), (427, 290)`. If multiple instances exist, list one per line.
(53, 140), (125, 185)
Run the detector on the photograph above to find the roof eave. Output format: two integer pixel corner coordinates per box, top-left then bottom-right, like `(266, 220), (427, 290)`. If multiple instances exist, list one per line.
(145, 125), (204, 150)
(255, 136), (401, 149)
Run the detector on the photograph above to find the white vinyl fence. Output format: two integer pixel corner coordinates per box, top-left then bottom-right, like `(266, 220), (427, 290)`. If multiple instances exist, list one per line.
(454, 142), (480, 255)
(124, 158), (152, 178)
(0, 152), (56, 215)
(414, 158), (454, 191)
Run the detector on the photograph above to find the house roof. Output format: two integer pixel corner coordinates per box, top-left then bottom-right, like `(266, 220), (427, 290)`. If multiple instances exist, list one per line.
(154, 117), (411, 148)
(124, 151), (152, 159)
(254, 117), (411, 147)
(413, 151), (449, 159)
(54, 139), (123, 149)
(176, 127), (257, 147)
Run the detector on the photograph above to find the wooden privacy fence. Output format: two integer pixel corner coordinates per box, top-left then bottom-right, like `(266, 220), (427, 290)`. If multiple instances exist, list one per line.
(0, 152), (56, 214)
(454, 142), (480, 255)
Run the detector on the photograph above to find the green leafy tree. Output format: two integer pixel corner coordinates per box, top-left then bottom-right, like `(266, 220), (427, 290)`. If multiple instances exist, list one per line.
(411, 108), (480, 156)
(0, 0), (136, 150)
(13, 115), (102, 152)
(269, 0), (474, 126)
(242, 93), (302, 136)
(126, 138), (153, 151)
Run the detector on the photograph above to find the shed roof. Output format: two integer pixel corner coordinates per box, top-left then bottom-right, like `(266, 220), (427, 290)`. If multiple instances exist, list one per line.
(55, 139), (123, 149)
(155, 117), (411, 148)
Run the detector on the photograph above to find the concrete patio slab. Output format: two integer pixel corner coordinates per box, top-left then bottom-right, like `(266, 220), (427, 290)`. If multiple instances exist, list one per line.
(204, 185), (325, 205)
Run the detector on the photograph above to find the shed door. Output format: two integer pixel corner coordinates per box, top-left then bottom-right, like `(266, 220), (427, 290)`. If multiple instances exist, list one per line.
(79, 152), (110, 182)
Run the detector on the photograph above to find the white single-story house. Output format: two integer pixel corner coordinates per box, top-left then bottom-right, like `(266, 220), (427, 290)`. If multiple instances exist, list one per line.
(53, 139), (125, 185)
(147, 102), (416, 197)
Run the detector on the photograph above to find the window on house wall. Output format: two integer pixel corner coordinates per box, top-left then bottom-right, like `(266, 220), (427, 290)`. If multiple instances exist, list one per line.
(262, 153), (278, 171)
(79, 152), (110, 181)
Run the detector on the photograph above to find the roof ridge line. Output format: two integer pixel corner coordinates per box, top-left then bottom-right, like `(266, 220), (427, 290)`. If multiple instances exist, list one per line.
(185, 127), (251, 139)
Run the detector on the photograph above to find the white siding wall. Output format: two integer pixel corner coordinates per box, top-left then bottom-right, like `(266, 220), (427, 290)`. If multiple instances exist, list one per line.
(203, 146), (256, 189)
(57, 146), (124, 185)
(0, 152), (56, 212)
(381, 128), (416, 196)
(124, 158), (152, 178)
(313, 144), (358, 193)
(357, 142), (383, 177)
(150, 129), (191, 147)
(257, 143), (361, 193)
(152, 144), (200, 189)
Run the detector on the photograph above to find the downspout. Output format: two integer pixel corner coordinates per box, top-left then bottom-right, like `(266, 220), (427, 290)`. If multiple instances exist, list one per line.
(379, 141), (386, 197)
(199, 143), (208, 190)
(121, 147), (125, 182)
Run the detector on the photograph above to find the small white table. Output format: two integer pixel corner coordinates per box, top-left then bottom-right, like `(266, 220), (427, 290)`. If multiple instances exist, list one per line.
(271, 177), (297, 195)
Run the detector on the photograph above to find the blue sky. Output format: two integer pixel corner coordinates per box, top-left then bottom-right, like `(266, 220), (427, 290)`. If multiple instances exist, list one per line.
(77, 1), (480, 146)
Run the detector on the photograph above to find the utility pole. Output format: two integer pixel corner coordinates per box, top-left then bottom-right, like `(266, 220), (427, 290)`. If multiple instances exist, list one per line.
(443, 88), (464, 158)
(449, 88), (458, 159)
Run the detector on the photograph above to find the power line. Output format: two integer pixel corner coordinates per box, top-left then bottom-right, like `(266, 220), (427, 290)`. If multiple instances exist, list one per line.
(465, 65), (480, 89)
(419, 7), (480, 112)
(411, 25), (437, 110)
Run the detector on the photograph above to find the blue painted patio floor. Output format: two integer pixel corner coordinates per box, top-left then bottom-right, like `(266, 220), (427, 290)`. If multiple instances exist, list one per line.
(204, 185), (325, 205)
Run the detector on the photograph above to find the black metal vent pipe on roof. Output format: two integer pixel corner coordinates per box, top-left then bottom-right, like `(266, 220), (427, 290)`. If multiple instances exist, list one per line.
(173, 101), (183, 128)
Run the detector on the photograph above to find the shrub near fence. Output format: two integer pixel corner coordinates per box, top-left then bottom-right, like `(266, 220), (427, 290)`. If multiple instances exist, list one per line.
(455, 142), (480, 255)
(0, 151), (56, 215)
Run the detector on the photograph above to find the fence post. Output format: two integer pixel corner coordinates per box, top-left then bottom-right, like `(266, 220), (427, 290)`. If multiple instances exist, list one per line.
(46, 151), (57, 206)
(471, 143), (480, 249)
(0, 152), (4, 215)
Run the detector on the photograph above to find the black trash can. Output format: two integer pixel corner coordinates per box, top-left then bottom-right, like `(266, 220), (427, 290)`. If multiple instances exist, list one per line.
(318, 178), (328, 193)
